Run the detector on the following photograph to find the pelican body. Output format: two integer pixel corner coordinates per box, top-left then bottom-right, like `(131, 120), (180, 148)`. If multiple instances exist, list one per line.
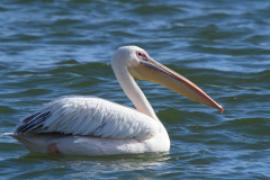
(11, 46), (223, 156)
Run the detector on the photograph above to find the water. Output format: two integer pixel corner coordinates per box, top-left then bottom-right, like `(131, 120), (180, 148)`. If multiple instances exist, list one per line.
(0, 0), (270, 179)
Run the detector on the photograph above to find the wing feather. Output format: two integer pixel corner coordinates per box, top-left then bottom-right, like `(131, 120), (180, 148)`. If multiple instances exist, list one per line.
(16, 96), (159, 140)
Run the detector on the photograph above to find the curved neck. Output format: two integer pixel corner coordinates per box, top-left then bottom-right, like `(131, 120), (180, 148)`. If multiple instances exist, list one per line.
(112, 64), (158, 120)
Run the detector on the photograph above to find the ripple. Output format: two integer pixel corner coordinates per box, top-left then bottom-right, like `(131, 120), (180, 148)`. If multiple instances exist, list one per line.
(56, 59), (80, 65)
(158, 108), (217, 124)
(0, 63), (9, 70)
(0, 142), (21, 152)
(3, 88), (52, 98)
(196, 24), (243, 40)
(48, 31), (77, 38)
(180, 12), (233, 26)
(216, 118), (270, 136)
(0, 6), (8, 12)
(245, 34), (270, 45)
(9, 34), (41, 42)
(191, 45), (270, 56)
(0, 106), (16, 114)
(131, 4), (182, 15)
(51, 18), (82, 26)
(11, 167), (71, 179)
(50, 62), (112, 77)
(47, 38), (101, 45)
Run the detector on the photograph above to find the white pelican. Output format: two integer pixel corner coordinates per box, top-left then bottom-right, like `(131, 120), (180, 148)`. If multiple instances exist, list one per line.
(10, 46), (223, 156)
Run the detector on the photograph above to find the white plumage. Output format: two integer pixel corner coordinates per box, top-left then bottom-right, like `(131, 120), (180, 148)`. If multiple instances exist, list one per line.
(17, 96), (159, 140)
(11, 45), (223, 156)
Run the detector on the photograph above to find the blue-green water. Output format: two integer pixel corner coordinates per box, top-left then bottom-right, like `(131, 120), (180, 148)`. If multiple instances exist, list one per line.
(1, 0), (270, 179)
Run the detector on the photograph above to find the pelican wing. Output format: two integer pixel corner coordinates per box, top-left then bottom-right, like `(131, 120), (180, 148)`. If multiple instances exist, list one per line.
(16, 96), (159, 140)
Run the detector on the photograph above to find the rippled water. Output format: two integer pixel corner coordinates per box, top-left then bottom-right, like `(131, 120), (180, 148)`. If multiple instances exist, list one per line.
(1, 0), (270, 179)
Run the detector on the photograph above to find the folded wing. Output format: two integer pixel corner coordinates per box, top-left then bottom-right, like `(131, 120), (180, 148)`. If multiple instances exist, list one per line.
(16, 96), (158, 140)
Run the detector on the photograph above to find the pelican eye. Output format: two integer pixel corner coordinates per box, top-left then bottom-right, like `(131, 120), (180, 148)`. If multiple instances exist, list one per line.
(136, 51), (148, 61)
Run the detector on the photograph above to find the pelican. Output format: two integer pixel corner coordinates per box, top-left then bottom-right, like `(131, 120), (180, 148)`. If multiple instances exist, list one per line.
(10, 46), (223, 156)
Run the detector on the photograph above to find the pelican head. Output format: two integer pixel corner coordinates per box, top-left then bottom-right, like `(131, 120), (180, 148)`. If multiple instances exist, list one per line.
(112, 45), (224, 112)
